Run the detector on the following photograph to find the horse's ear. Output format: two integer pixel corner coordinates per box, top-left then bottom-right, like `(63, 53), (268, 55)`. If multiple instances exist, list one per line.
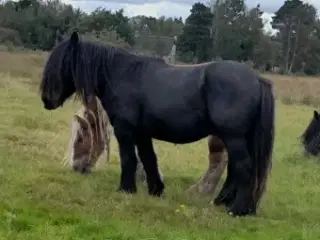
(314, 110), (319, 120)
(74, 115), (87, 129)
(70, 31), (79, 45)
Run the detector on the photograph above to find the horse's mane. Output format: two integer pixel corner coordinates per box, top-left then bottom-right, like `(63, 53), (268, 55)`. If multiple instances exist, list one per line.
(52, 37), (165, 104)
(40, 39), (71, 96)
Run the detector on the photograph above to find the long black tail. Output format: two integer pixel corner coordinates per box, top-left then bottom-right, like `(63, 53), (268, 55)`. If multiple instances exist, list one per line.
(248, 77), (275, 207)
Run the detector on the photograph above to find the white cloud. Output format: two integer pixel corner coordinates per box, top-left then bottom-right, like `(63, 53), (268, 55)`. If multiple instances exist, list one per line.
(261, 12), (277, 35)
(65, 0), (288, 15)
(121, 1), (191, 19)
(304, 0), (320, 10)
(64, 0), (191, 19)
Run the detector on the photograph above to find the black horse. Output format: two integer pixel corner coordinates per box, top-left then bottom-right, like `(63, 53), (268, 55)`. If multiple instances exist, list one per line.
(40, 32), (275, 216)
(301, 110), (320, 156)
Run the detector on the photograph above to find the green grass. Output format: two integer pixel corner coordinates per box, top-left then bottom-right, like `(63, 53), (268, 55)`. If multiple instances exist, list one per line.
(1, 73), (320, 239)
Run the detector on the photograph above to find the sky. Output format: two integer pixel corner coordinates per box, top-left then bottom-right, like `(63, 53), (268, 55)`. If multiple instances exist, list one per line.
(62, 0), (320, 34)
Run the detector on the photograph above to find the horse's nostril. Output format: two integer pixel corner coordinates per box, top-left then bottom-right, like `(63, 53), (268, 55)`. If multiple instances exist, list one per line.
(73, 164), (91, 174)
(81, 167), (86, 174)
(81, 165), (91, 174)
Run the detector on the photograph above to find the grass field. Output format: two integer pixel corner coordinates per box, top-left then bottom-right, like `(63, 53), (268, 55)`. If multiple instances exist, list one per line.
(1, 51), (320, 239)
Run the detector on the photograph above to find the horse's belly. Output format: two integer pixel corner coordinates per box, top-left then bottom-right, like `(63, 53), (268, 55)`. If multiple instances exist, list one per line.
(141, 83), (209, 143)
(152, 132), (208, 144)
(147, 116), (210, 144)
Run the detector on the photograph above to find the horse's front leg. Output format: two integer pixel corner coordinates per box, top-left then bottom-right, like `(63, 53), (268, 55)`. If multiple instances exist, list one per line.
(114, 121), (138, 194)
(136, 137), (164, 196)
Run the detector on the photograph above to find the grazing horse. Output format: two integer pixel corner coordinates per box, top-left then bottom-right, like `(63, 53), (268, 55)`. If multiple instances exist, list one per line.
(301, 110), (320, 156)
(39, 32), (275, 216)
(64, 95), (112, 173)
(66, 95), (227, 195)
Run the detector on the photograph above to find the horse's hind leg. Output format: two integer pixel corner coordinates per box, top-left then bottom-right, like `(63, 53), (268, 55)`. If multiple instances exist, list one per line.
(219, 137), (256, 216)
(136, 137), (164, 196)
(187, 136), (227, 195)
(213, 137), (237, 207)
(214, 157), (237, 207)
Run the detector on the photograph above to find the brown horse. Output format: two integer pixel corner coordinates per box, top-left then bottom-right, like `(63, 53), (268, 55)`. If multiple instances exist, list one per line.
(63, 96), (112, 173)
(64, 96), (227, 196)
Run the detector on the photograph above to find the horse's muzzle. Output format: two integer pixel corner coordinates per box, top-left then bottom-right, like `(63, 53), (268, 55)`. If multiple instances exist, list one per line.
(42, 96), (60, 110)
(73, 163), (92, 174)
(44, 103), (56, 110)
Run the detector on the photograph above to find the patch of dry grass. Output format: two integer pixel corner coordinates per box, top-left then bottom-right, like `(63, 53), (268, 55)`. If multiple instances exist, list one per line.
(262, 73), (320, 107)
(0, 50), (47, 86)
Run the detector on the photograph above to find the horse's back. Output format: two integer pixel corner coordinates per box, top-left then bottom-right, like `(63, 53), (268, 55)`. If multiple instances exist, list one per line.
(141, 63), (207, 110)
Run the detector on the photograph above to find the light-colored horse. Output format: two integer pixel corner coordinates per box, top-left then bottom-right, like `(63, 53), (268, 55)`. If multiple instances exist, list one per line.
(64, 96), (227, 196)
(64, 96), (112, 173)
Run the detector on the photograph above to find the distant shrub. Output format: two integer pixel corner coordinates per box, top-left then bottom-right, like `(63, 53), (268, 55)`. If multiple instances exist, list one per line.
(3, 41), (15, 52)
(295, 71), (308, 77)
(0, 27), (22, 46)
(300, 95), (320, 107)
(283, 95), (320, 108)
(82, 30), (132, 51)
(282, 96), (295, 105)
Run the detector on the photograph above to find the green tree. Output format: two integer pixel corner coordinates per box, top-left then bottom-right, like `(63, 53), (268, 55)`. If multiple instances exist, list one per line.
(241, 4), (264, 62)
(103, 9), (133, 45)
(210, 0), (248, 61)
(177, 2), (213, 62)
(0, 0), (135, 50)
(272, 0), (318, 74)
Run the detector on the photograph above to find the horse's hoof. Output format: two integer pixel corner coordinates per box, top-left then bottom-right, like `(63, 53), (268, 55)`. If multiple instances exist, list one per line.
(213, 197), (224, 206)
(227, 211), (248, 217)
(214, 192), (235, 207)
(148, 188), (164, 197)
(116, 185), (137, 194)
(148, 181), (165, 197)
(227, 205), (253, 217)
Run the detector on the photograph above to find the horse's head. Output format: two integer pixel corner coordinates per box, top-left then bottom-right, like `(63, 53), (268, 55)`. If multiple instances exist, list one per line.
(70, 96), (111, 174)
(301, 110), (320, 156)
(40, 32), (79, 110)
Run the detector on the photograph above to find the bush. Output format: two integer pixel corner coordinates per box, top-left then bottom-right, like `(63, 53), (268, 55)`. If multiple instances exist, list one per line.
(82, 30), (132, 50)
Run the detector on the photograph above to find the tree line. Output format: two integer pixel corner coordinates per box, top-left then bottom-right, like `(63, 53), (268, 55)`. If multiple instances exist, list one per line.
(178, 0), (320, 75)
(0, 0), (183, 55)
(0, 0), (320, 75)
